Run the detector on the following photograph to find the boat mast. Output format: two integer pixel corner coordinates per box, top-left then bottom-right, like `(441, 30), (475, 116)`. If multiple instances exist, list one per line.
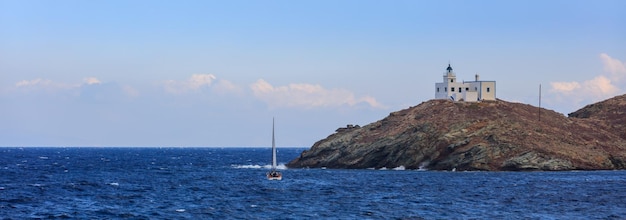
(272, 117), (277, 169)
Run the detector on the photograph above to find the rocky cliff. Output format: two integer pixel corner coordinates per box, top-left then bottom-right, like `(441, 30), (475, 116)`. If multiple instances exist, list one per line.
(287, 94), (626, 171)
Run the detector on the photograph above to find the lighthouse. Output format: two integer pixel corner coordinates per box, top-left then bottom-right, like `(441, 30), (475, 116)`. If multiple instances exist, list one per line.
(434, 64), (496, 102)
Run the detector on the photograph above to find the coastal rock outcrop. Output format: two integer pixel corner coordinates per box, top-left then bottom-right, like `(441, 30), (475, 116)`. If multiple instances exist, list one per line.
(287, 94), (626, 171)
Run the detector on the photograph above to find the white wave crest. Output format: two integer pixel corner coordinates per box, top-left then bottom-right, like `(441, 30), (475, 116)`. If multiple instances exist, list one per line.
(232, 164), (264, 169)
(275, 164), (287, 170)
(418, 161), (430, 171)
(393, 165), (406, 170)
(231, 164), (288, 170)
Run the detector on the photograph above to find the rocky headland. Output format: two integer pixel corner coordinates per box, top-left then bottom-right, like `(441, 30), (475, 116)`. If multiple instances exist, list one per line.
(287, 94), (626, 171)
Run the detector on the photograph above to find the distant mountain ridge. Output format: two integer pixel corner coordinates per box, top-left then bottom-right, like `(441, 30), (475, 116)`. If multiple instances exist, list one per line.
(287, 94), (626, 171)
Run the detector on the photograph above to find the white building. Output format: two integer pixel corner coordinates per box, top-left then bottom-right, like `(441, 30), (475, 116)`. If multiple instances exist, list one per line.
(435, 64), (496, 102)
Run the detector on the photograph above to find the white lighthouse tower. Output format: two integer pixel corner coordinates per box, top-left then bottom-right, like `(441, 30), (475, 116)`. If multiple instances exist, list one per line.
(434, 64), (496, 102)
(444, 64), (456, 84)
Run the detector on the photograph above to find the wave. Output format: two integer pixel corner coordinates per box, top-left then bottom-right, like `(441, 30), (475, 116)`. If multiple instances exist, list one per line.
(232, 164), (264, 169)
(392, 166), (406, 170)
(231, 164), (288, 170)
(370, 166), (424, 171)
(418, 161), (430, 171)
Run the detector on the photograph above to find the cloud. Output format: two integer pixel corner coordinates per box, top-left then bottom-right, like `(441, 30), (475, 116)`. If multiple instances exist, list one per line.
(15, 77), (103, 89)
(122, 85), (140, 98)
(250, 79), (385, 109)
(9, 77), (140, 99)
(188, 74), (216, 89)
(83, 77), (102, 85)
(212, 79), (243, 95)
(600, 53), (626, 82)
(584, 75), (620, 97)
(15, 78), (72, 89)
(549, 53), (624, 110)
(163, 74), (216, 94)
(550, 81), (580, 93)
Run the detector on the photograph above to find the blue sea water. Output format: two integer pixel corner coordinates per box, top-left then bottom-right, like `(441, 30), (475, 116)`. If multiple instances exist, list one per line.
(0, 147), (625, 219)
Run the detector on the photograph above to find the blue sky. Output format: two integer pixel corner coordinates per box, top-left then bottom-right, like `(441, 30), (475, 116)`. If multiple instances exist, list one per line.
(1, 0), (625, 147)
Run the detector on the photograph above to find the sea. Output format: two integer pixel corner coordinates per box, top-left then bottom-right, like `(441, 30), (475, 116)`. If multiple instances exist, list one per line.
(0, 147), (625, 219)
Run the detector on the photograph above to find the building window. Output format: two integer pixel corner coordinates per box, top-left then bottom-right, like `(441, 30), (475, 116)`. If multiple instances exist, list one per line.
(451, 87), (455, 92)
(465, 88), (469, 91)
(437, 88), (440, 92)
(474, 87), (478, 91)
(458, 87), (462, 93)
(487, 87), (490, 92)
(445, 87), (447, 92)
(450, 79), (454, 83)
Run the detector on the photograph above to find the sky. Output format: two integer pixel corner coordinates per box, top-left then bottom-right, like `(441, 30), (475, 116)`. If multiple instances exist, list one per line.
(1, 0), (625, 147)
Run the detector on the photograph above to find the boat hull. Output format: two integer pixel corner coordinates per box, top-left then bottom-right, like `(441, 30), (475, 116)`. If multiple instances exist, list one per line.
(267, 176), (282, 181)
(267, 171), (282, 180)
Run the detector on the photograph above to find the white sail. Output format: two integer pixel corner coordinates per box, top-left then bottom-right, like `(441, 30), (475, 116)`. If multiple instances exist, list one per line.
(267, 117), (282, 180)
(272, 118), (277, 169)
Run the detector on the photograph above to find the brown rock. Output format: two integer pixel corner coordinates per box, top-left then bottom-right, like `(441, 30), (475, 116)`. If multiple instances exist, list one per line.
(288, 94), (626, 171)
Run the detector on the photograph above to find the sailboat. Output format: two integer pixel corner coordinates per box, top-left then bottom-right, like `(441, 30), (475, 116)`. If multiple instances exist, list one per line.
(266, 118), (282, 180)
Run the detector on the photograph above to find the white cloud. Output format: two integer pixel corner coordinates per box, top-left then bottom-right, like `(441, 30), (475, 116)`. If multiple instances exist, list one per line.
(551, 77), (618, 100)
(15, 78), (72, 89)
(188, 74), (216, 89)
(163, 74), (216, 94)
(15, 77), (103, 89)
(212, 79), (243, 95)
(584, 75), (620, 97)
(600, 53), (626, 82)
(15, 78), (49, 87)
(83, 77), (102, 85)
(550, 81), (580, 93)
(359, 96), (384, 108)
(549, 53), (624, 111)
(9, 77), (141, 100)
(250, 79), (385, 109)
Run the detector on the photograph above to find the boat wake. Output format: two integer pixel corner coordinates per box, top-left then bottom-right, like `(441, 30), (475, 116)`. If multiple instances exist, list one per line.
(231, 164), (287, 170)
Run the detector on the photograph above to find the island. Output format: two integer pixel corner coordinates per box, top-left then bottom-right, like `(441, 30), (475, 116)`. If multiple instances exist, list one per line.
(287, 94), (626, 171)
